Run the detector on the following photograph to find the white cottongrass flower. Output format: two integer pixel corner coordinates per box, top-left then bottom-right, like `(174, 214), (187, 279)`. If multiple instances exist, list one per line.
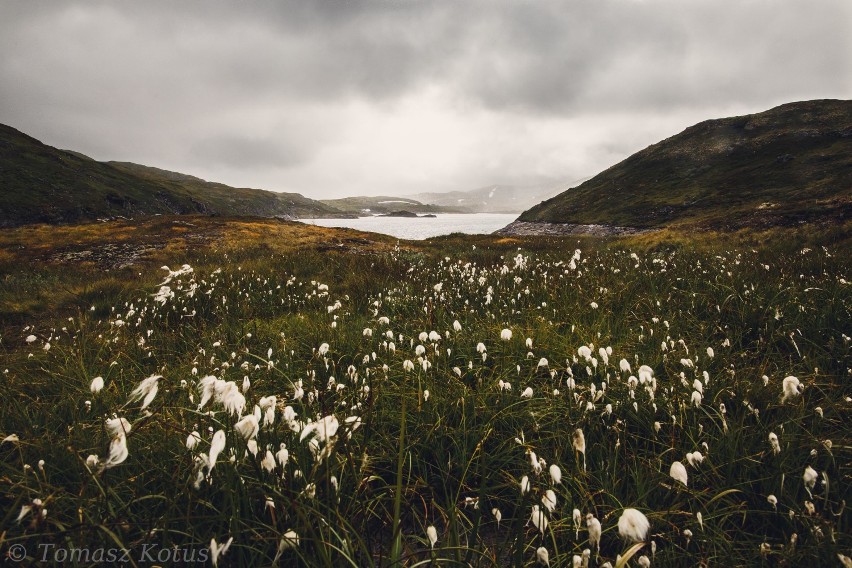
(542, 489), (557, 512)
(520, 475), (531, 494)
(781, 376), (802, 403)
(528, 450), (542, 474)
(670, 461), (688, 486)
(521, 387), (534, 398)
(426, 525), (438, 548)
(530, 504), (548, 533)
(501, 328), (513, 341)
(573, 508), (582, 538)
(686, 451), (704, 467)
(207, 430), (226, 471)
(276, 443), (289, 468)
(99, 434), (129, 471)
(767, 494), (778, 510)
(587, 514), (602, 553)
(209, 536), (233, 568)
(128, 374), (161, 410)
(198, 376), (246, 417)
(768, 432), (781, 455)
(271, 529), (300, 564)
(261, 450), (276, 473)
(105, 417), (131, 438)
(803, 466), (818, 496)
(572, 429), (587, 470)
(453, 320), (462, 332)
(617, 508), (650, 542)
(536, 546), (550, 566)
(234, 414), (259, 441)
(186, 431), (200, 450)
(549, 464), (562, 485)
(26, 334), (37, 344)
(90, 376), (104, 394)
(299, 415), (339, 444)
(492, 507), (502, 525)
(537, 358), (549, 368)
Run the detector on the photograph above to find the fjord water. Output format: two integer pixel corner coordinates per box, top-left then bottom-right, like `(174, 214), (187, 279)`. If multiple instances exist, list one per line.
(307, 213), (518, 239)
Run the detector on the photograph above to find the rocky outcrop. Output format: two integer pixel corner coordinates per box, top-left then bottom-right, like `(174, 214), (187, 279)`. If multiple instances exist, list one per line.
(495, 220), (651, 237)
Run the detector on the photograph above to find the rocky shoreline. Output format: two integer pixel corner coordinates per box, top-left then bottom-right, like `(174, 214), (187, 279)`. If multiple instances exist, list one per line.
(495, 220), (651, 237)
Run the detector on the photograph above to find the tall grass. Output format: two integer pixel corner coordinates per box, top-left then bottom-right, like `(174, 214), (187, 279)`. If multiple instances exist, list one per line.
(0, 240), (849, 566)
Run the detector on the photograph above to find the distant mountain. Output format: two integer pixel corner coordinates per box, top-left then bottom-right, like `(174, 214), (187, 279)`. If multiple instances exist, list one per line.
(319, 195), (468, 216)
(516, 100), (852, 230)
(412, 180), (586, 214)
(0, 124), (350, 227)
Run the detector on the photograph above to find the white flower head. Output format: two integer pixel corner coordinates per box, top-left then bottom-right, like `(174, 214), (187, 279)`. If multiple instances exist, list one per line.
(586, 514), (602, 552)
(426, 525), (438, 548)
(549, 464), (562, 485)
(234, 414), (259, 441)
(618, 508), (650, 543)
(803, 466), (818, 496)
(530, 504), (548, 533)
(781, 376), (802, 403)
(128, 374), (161, 410)
(670, 461), (688, 486)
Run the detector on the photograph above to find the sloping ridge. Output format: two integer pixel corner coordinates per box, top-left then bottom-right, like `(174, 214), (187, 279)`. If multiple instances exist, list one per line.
(0, 124), (347, 227)
(518, 99), (852, 230)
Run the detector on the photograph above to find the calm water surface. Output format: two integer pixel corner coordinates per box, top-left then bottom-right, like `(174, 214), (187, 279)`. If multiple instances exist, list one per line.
(307, 213), (518, 240)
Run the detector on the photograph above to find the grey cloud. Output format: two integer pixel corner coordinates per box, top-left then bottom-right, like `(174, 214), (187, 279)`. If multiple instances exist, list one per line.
(0, 0), (849, 198)
(187, 134), (311, 170)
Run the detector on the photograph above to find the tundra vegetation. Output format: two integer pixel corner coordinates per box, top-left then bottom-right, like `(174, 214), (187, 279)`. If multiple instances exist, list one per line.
(0, 216), (849, 566)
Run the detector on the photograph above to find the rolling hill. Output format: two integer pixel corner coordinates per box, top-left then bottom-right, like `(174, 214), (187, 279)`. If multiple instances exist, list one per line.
(413, 179), (584, 214)
(0, 124), (349, 227)
(319, 195), (468, 216)
(516, 99), (852, 231)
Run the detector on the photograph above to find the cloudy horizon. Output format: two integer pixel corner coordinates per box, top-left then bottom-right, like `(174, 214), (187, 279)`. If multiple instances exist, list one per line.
(1, 1), (849, 199)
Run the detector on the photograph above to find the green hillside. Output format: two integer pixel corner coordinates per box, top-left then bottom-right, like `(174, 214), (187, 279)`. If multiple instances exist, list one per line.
(0, 124), (348, 227)
(519, 99), (852, 230)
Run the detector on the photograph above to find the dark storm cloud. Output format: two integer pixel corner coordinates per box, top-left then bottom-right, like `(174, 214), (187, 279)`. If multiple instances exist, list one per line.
(0, 0), (849, 197)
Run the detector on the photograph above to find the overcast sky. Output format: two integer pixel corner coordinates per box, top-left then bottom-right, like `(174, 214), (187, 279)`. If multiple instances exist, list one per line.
(1, 1), (849, 198)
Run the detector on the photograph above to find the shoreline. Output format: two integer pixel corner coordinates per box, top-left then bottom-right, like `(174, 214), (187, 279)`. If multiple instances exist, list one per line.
(495, 220), (651, 237)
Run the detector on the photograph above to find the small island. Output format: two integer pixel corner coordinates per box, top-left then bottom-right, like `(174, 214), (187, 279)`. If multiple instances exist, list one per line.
(378, 210), (436, 218)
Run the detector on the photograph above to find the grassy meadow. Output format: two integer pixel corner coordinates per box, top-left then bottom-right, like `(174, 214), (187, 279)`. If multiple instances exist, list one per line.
(0, 216), (850, 566)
